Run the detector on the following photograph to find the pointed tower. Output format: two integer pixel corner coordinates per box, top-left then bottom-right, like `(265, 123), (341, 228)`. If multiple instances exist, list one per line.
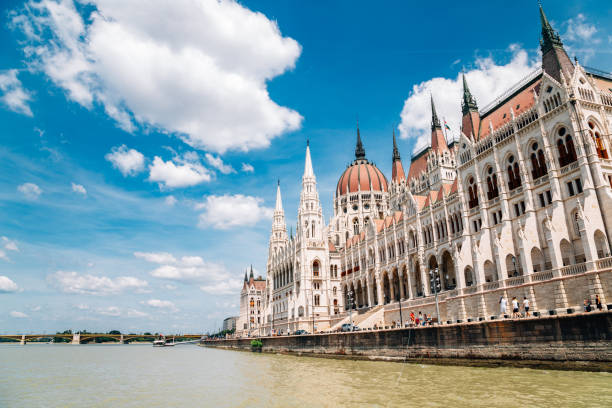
(539, 5), (574, 82)
(461, 75), (481, 140)
(244, 270), (248, 282)
(391, 129), (405, 183)
(298, 140), (324, 243)
(249, 265), (254, 280)
(430, 95), (448, 152)
(268, 180), (288, 257)
(355, 123), (366, 162)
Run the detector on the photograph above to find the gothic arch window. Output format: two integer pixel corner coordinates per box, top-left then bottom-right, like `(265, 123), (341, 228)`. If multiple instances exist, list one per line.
(312, 260), (320, 277)
(557, 127), (577, 167)
(353, 218), (359, 236)
(249, 298), (254, 308)
(507, 155), (521, 190)
(485, 166), (499, 200)
(467, 176), (478, 208)
(314, 294), (320, 306)
(529, 142), (547, 180)
(588, 121), (608, 159)
(333, 286), (337, 295)
(311, 222), (315, 238)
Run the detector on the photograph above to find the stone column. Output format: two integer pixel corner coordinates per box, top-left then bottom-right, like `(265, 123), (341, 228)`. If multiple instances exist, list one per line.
(71, 333), (80, 345)
(376, 273), (384, 306)
(20, 335), (25, 345)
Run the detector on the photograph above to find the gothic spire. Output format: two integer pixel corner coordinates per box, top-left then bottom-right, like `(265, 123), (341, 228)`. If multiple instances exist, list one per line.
(355, 122), (366, 160)
(244, 270), (248, 282)
(431, 94), (441, 130)
(249, 265), (254, 279)
(392, 129), (401, 162)
(539, 4), (563, 54)
(461, 74), (478, 115)
(304, 141), (314, 178)
(275, 180), (283, 212)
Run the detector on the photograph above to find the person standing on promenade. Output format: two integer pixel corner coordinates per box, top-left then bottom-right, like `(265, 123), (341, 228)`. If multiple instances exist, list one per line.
(596, 295), (603, 311)
(511, 297), (519, 318)
(584, 298), (592, 312)
(417, 311), (422, 326)
(499, 296), (507, 316)
(523, 296), (530, 317)
(410, 311), (415, 326)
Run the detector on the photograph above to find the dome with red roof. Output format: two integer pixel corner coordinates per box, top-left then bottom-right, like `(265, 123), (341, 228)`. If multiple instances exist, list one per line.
(336, 128), (388, 196)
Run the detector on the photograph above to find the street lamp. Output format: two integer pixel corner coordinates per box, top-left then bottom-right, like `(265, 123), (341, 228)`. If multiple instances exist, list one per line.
(429, 267), (441, 324)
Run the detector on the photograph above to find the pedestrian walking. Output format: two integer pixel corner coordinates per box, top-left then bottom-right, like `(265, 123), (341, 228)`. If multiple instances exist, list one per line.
(512, 297), (519, 318)
(499, 296), (507, 316)
(595, 295), (603, 311)
(583, 298), (592, 312)
(523, 296), (530, 317)
(410, 311), (415, 326)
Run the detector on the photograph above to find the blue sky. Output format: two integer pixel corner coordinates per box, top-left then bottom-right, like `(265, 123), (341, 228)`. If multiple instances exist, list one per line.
(0, 0), (610, 333)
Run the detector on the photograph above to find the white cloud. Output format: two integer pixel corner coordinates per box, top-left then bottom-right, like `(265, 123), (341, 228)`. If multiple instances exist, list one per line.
(2, 237), (19, 252)
(48, 271), (149, 295)
(13, 0), (302, 153)
(0, 276), (19, 293)
(164, 195), (177, 206)
(10, 310), (28, 318)
(18, 182), (42, 199)
(241, 163), (254, 173)
(200, 280), (243, 296)
(398, 45), (538, 152)
(76, 303), (89, 310)
(163, 284), (177, 290)
(205, 153), (235, 174)
(0, 69), (33, 116)
(136, 251), (238, 295)
(126, 309), (149, 318)
(96, 306), (121, 317)
(565, 14), (598, 43)
(148, 155), (211, 189)
(197, 194), (273, 229)
(105, 145), (145, 176)
(134, 251), (177, 264)
(71, 182), (87, 196)
(30, 305), (41, 312)
(143, 299), (178, 312)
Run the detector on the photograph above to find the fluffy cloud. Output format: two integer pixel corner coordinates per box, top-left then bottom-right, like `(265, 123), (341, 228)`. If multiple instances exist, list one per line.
(12, 0), (302, 153)
(0, 276), (19, 293)
(205, 153), (235, 174)
(197, 194), (273, 229)
(398, 45), (538, 152)
(148, 155), (211, 189)
(0, 69), (32, 116)
(71, 182), (87, 196)
(95, 306), (148, 318)
(144, 299), (178, 312)
(105, 145), (145, 176)
(18, 182), (42, 199)
(48, 271), (149, 295)
(564, 14), (598, 43)
(10, 310), (28, 318)
(2, 237), (19, 252)
(241, 163), (254, 173)
(164, 195), (177, 206)
(135, 251), (239, 296)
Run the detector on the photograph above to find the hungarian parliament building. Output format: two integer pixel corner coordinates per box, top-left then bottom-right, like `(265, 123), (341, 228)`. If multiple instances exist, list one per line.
(237, 6), (612, 336)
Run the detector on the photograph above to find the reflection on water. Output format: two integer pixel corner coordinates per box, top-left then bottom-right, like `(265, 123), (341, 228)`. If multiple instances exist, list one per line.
(0, 344), (610, 408)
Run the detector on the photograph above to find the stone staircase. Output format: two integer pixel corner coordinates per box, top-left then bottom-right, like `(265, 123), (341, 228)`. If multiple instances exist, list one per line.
(354, 305), (385, 329)
(330, 305), (385, 331)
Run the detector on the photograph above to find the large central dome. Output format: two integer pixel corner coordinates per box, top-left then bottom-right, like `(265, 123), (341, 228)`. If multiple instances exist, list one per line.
(336, 128), (388, 196)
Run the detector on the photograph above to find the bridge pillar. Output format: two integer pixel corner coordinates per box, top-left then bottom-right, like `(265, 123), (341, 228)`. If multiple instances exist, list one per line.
(71, 333), (80, 344)
(119, 334), (125, 344)
(20, 335), (26, 345)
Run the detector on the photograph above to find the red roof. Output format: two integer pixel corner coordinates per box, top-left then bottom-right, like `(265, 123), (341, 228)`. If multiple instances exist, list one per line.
(406, 153), (428, 185)
(337, 161), (388, 196)
(392, 159), (405, 183)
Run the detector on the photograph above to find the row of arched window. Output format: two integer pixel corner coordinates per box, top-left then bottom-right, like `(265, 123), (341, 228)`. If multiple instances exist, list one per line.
(273, 264), (294, 290)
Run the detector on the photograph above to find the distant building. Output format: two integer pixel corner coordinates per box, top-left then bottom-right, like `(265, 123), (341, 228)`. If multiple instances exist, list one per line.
(236, 266), (266, 336)
(223, 316), (237, 332)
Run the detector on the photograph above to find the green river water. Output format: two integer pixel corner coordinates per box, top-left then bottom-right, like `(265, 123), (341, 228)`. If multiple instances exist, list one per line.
(0, 344), (610, 407)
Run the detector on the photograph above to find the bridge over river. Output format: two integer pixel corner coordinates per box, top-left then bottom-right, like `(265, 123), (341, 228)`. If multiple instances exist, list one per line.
(0, 333), (204, 345)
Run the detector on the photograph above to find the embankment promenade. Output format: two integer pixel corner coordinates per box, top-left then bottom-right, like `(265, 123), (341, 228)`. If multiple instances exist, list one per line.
(201, 311), (612, 372)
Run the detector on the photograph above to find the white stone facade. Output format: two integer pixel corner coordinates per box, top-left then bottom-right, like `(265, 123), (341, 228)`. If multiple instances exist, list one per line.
(251, 6), (612, 334)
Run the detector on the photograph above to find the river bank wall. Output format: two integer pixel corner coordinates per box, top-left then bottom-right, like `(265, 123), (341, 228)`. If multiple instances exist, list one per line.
(202, 311), (612, 371)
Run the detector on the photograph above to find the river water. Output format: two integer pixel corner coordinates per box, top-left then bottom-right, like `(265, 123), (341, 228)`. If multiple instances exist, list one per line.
(1, 344), (610, 407)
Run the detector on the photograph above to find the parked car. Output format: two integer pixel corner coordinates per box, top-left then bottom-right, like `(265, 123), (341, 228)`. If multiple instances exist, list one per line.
(341, 323), (358, 332)
(294, 330), (309, 335)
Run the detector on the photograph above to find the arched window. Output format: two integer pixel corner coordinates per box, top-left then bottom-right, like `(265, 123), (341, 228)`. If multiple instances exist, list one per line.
(312, 260), (320, 277)
(353, 218), (359, 236)
(507, 155), (521, 190)
(557, 127), (577, 167)
(588, 121), (608, 159)
(311, 222), (315, 238)
(467, 177), (478, 208)
(333, 286), (337, 295)
(486, 167), (498, 200)
(249, 298), (254, 308)
(305, 221), (309, 238)
(530, 142), (547, 179)
(314, 294), (320, 306)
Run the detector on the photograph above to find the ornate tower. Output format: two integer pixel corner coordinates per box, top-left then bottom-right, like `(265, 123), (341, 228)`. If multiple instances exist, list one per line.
(461, 75), (480, 140)
(298, 141), (324, 242)
(539, 5), (574, 83)
(268, 181), (288, 257)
